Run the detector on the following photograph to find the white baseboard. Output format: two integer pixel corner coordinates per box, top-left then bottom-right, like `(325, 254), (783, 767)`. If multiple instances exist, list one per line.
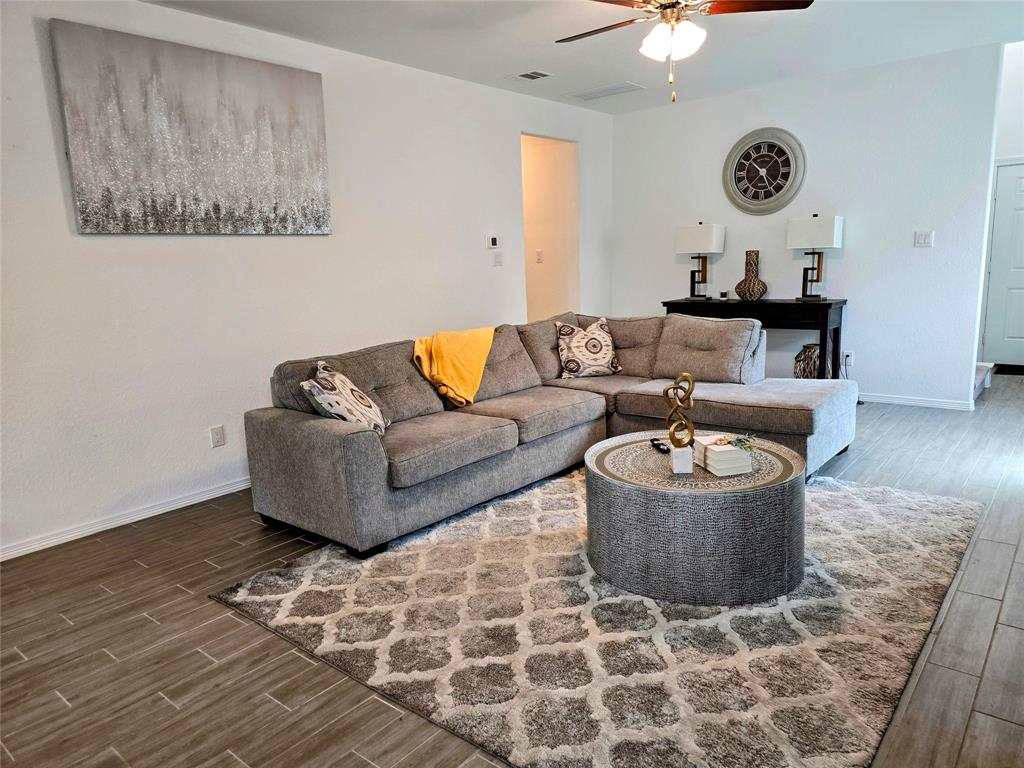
(859, 393), (975, 411)
(0, 477), (251, 561)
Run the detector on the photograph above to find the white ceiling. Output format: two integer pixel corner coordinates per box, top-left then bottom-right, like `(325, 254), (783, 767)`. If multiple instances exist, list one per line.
(154, 0), (1024, 113)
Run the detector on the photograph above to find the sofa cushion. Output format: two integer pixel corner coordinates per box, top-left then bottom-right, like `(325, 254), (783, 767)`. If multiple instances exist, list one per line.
(272, 341), (443, 423)
(616, 378), (859, 435)
(516, 312), (578, 382)
(543, 375), (650, 413)
(576, 315), (665, 378)
(461, 386), (605, 444)
(300, 361), (390, 435)
(475, 324), (544, 402)
(381, 411), (519, 488)
(654, 314), (762, 383)
(556, 318), (622, 378)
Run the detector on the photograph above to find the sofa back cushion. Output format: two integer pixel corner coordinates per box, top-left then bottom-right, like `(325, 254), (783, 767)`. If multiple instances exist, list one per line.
(654, 314), (763, 383)
(576, 314), (665, 378)
(516, 312), (578, 382)
(475, 324), (543, 401)
(272, 340), (443, 423)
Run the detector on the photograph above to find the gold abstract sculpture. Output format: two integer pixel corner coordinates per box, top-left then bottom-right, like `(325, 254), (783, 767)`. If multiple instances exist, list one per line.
(662, 372), (696, 448)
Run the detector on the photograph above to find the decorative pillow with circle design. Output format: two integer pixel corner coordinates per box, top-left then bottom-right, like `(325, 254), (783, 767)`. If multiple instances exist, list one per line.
(555, 317), (622, 378)
(300, 361), (390, 435)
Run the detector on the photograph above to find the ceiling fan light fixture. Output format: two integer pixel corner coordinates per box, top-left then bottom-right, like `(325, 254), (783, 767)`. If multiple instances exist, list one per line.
(638, 18), (706, 63)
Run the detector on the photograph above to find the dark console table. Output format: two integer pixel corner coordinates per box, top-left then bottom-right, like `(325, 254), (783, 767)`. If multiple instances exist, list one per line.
(662, 298), (847, 380)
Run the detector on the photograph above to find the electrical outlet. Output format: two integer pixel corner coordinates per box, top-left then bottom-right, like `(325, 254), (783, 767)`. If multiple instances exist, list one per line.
(536, 250), (544, 264)
(493, 251), (504, 267)
(913, 231), (934, 248)
(843, 351), (855, 367)
(210, 425), (226, 448)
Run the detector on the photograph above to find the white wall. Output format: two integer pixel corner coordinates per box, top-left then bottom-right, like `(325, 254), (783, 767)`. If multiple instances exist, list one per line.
(611, 45), (1002, 408)
(0, 0), (613, 557)
(996, 41), (1024, 160)
(522, 135), (580, 321)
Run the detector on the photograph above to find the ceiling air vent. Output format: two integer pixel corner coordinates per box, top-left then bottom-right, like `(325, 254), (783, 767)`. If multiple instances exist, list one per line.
(508, 70), (553, 81)
(568, 82), (646, 101)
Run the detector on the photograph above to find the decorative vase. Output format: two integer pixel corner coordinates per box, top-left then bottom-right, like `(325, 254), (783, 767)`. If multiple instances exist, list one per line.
(794, 344), (832, 379)
(734, 250), (768, 301)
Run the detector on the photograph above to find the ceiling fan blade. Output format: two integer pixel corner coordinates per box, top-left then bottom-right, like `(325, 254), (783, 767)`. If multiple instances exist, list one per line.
(556, 16), (654, 44)
(702, 0), (813, 15)
(589, 0), (652, 8)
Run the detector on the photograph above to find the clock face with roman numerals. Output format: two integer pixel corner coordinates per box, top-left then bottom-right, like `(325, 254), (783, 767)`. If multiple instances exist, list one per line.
(723, 128), (806, 215)
(735, 142), (791, 201)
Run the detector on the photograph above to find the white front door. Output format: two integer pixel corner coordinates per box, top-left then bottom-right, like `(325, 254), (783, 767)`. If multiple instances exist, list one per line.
(983, 163), (1024, 365)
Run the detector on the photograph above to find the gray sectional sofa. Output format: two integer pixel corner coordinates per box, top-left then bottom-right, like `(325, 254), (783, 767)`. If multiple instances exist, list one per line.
(246, 312), (858, 555)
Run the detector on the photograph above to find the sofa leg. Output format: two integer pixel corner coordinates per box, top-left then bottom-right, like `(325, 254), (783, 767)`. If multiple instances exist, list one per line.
(838, 445), (850, 455)
(343, 542), (388, 560)
(258, 513), (278, 526)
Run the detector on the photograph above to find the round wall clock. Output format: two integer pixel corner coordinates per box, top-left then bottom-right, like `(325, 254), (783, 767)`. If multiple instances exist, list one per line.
(722, 127), (806, 215)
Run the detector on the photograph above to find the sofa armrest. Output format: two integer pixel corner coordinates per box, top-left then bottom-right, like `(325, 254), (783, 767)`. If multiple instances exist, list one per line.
(741, 330), (767, 384)
(244, 408), (394, 550)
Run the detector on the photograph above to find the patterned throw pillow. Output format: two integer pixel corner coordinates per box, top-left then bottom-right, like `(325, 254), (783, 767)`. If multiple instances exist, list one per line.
(300, 361), (389, 435)
(556, 318), (622, 378)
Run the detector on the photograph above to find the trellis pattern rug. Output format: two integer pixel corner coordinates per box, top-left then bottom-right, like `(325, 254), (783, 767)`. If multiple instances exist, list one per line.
(214, 472), (980, 768)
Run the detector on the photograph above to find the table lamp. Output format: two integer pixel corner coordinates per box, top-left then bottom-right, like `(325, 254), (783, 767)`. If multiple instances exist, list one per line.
(674, 222), (726, 300)
(786, 214), (844, 302)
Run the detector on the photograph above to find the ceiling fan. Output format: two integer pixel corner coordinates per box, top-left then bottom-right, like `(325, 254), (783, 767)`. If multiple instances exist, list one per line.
(557, 0), (814, 102)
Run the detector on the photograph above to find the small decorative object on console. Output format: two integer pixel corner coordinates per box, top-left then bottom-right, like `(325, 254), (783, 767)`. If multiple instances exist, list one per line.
(734, 249), (768, 301)
(693, 433), (754, 476)
(674, 222), (725, 301)
(662, 372), (696, 474)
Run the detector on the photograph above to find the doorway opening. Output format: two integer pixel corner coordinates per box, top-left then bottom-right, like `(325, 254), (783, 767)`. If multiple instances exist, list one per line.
(981, 161), (1024, 371)
(520, 134), (580, 322)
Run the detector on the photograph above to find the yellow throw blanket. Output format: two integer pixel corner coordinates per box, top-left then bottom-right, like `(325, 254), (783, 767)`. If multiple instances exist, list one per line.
(414, 327), (495, 407)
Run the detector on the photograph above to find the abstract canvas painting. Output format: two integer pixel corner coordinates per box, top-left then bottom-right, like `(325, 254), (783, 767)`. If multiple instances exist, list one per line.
(51, 20), (331, 235)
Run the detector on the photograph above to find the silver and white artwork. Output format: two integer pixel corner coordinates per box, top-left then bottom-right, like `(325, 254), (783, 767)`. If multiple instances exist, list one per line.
(50, 20), (331, 235)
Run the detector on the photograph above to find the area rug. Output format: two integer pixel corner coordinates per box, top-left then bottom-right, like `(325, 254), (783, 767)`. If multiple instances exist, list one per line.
(213, 471), (980, 768)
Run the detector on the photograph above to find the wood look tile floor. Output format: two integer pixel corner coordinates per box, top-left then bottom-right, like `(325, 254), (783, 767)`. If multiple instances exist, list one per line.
(1, 375), (1022, 767)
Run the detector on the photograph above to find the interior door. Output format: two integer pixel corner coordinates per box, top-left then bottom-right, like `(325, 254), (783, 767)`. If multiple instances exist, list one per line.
(983, 163), (1024, 365)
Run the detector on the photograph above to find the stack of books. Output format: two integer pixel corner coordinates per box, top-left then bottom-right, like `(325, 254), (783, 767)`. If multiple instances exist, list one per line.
(693, 434), (753, 477)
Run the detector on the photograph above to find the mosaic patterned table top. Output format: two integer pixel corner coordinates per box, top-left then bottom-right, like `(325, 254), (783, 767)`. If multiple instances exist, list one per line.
(586, 430), (805, 494)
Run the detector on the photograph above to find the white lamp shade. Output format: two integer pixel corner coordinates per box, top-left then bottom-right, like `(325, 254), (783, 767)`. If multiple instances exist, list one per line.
(670, 19), (706, 61)
(786, 215), (844, 249)
(639, 23), (672, 62)
(674, 223), (725, 254)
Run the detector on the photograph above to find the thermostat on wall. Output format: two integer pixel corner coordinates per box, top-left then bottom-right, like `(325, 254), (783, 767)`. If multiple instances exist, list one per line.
(486, 235), (501, 249)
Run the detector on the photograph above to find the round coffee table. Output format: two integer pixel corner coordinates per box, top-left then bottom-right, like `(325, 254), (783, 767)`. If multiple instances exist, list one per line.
(585, 430), (805, 606)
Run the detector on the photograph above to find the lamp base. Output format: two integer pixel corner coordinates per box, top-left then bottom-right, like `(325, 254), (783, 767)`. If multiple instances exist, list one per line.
(685, 295), (713, 301)
(795, 295), (826, 302)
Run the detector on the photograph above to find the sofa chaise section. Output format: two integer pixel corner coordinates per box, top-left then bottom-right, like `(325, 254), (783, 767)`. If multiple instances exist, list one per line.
(611, 377), (857, 473)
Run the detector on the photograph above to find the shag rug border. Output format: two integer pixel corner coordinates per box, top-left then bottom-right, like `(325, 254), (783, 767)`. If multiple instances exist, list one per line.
(210, 473), (981, 768)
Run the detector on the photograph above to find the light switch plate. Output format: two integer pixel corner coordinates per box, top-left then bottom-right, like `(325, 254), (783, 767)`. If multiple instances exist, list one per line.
(210, 425), (226, 448)
(535, 250), (543, 263)
(913, 231), (934, 248)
